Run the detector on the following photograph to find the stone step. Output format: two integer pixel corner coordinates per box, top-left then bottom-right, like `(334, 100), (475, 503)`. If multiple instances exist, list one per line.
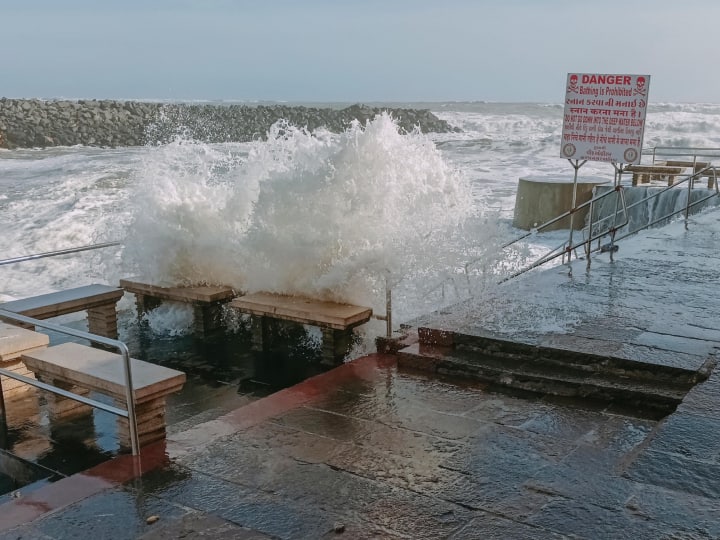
(418, 327), (707, 387)
(398, 343), (688, 414)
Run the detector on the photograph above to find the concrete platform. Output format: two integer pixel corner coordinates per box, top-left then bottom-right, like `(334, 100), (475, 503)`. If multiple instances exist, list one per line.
(1, 213), (719, 538)
(411, 210), (720, 376)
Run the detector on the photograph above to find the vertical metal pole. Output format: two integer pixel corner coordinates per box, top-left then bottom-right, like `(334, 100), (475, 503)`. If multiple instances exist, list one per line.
(608, 163), (625, 254)
(586, 197), (594, 269)
(684, 173), (692, 230)
(0, 379), (7, 449)
(566, 159), (587, 263)
(385, 272), (392, 339)
(118, 343), (140, 456)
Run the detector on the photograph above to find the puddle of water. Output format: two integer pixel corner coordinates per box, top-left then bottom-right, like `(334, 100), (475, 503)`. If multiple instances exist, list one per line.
(0, 309), (332, 495)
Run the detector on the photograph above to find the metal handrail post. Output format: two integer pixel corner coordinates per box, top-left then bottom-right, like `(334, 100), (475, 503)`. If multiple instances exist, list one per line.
(586, 197), (594, 268)
(117, 341), (139, 456)
(385, 272), (393, 339)
(566, 159), (587, 262)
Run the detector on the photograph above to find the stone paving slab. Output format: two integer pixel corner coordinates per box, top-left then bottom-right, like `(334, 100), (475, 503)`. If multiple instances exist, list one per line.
(2, 353), (719, 538)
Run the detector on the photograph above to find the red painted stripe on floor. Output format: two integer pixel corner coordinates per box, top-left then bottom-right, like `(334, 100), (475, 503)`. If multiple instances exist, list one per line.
(0, 474), (110, 531)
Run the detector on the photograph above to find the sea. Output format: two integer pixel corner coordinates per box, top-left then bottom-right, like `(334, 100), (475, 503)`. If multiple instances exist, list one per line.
(1, 101), (720, 477)
(2, 102), (720, 333)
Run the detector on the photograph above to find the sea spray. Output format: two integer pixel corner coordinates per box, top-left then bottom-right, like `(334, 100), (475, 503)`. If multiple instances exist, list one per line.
(123, 113), (487, 334)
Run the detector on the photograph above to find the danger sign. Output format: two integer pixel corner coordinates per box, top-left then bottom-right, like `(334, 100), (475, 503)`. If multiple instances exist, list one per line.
(560, 73), (650, 164)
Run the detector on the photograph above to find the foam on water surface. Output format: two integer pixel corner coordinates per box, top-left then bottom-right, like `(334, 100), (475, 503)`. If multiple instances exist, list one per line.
(2, 102), (720, 340)
(122, 114), (503, 329)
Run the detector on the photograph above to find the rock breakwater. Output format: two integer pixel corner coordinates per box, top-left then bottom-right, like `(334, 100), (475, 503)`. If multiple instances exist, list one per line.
(0, 98), (457, 149)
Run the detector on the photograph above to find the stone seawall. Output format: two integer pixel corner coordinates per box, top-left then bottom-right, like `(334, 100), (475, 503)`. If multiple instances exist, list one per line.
(0, 98), (457, 149)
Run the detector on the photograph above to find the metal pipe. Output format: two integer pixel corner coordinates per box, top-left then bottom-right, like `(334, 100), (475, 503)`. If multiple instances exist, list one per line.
(0, 368), (129, 418)
(500, 182), (620, 252)
(0, 241), (122, 267)
(0, 309), (140, 455)
(385, 273), (392, 339)
(586, 197), (594, 268)
(566, 159), (587, 259)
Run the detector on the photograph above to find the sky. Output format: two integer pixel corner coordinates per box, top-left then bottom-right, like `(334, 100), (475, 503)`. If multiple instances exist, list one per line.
(2, 0), (719, 103)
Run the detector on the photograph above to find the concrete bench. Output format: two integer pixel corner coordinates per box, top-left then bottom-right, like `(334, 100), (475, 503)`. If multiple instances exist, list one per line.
(0, 284), (124, 338)
(229, 292), (373, 365)
(22, 342), (186, 449)
(657, 161), (717, 188)
(0, 322), (49, 397)
(119, 279), (237, 335)
(659, 160), (710, 172)
(625, 165), (686, 186)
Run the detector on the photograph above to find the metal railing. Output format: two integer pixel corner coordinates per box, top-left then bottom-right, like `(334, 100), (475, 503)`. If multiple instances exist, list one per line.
(490, 184), (630, 282)
(0, 241), (122, 267)
(648, 146), (720, 165)
(611, 165), (719, 240)
(418, 160), (720, 306)
(0, 310), (140, 455)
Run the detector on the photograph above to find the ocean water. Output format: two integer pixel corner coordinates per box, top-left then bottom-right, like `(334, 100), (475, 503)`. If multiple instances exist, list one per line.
(2, 101), (720, 343)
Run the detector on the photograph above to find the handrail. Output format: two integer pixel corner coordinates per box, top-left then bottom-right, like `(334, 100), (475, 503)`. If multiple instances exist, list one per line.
(0, 309), (139, 455)
(647, 146), (720, 163)
(0, 241), (122, 267)
(611, 167), (719, 243)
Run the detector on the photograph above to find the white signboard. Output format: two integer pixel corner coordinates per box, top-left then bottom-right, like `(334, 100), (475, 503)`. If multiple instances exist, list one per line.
(560, 73), (650, 164)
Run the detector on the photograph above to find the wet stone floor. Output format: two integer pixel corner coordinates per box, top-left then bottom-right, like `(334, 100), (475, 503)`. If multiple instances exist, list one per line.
(0, 312), (328, 495)
(2, 353), (719, 539)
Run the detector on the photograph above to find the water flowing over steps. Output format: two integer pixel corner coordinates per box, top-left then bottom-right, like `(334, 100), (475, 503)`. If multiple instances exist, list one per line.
(396, 327), (710, 417)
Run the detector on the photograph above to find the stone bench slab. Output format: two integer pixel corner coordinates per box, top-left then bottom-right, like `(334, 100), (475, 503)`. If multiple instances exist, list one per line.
(22, 342), (186, 404)
(119, 279), (236, 305)
(230, 293), (372, 331)
(0, 284), (123, 320)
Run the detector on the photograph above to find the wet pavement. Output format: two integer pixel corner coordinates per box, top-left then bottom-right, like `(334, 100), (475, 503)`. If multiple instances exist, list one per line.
(0, 349), (719, 539)
(1, 212), (720, 538)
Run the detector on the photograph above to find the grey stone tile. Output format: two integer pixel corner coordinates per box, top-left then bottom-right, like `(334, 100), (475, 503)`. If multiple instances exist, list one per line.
(31, 487), (190, 540)
(623, 449), (720, 499)
(525, 446), (638, 510)
(624, 483), (720, 539)
(137, 511), (273, 539)
(526, 498), (665, 540)
(451, 512), (571, 540)
(644, 412), (720, 463)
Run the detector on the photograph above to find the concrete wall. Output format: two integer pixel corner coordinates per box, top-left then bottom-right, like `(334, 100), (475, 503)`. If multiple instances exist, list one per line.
(0, 99), (457, 149)
(513, 176), (611, 231)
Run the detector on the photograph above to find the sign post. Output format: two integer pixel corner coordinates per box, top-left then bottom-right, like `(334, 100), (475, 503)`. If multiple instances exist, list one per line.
(560, 73), (650, 263)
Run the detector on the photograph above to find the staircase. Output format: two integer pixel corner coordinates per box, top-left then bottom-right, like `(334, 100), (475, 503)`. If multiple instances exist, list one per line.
(397, 327), (711, 418)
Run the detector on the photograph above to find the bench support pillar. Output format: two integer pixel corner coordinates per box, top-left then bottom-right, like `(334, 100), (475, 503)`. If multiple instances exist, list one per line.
(250, 317), (268, 351)
(321, 328), (353, 366)
(0, 359), (38, 398)
(135, 294), (161, 315)
(249, 315), (353, 366)
(117, 397), (168, 450)
(87, 304), (119, 339)
(193, 304), (224, 335)
(40, 378), (93, 422)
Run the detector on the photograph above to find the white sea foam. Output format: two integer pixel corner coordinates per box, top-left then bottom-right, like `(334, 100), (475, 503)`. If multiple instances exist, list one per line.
(122, 113), (492, 325)
(141, 303), (194, 336)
